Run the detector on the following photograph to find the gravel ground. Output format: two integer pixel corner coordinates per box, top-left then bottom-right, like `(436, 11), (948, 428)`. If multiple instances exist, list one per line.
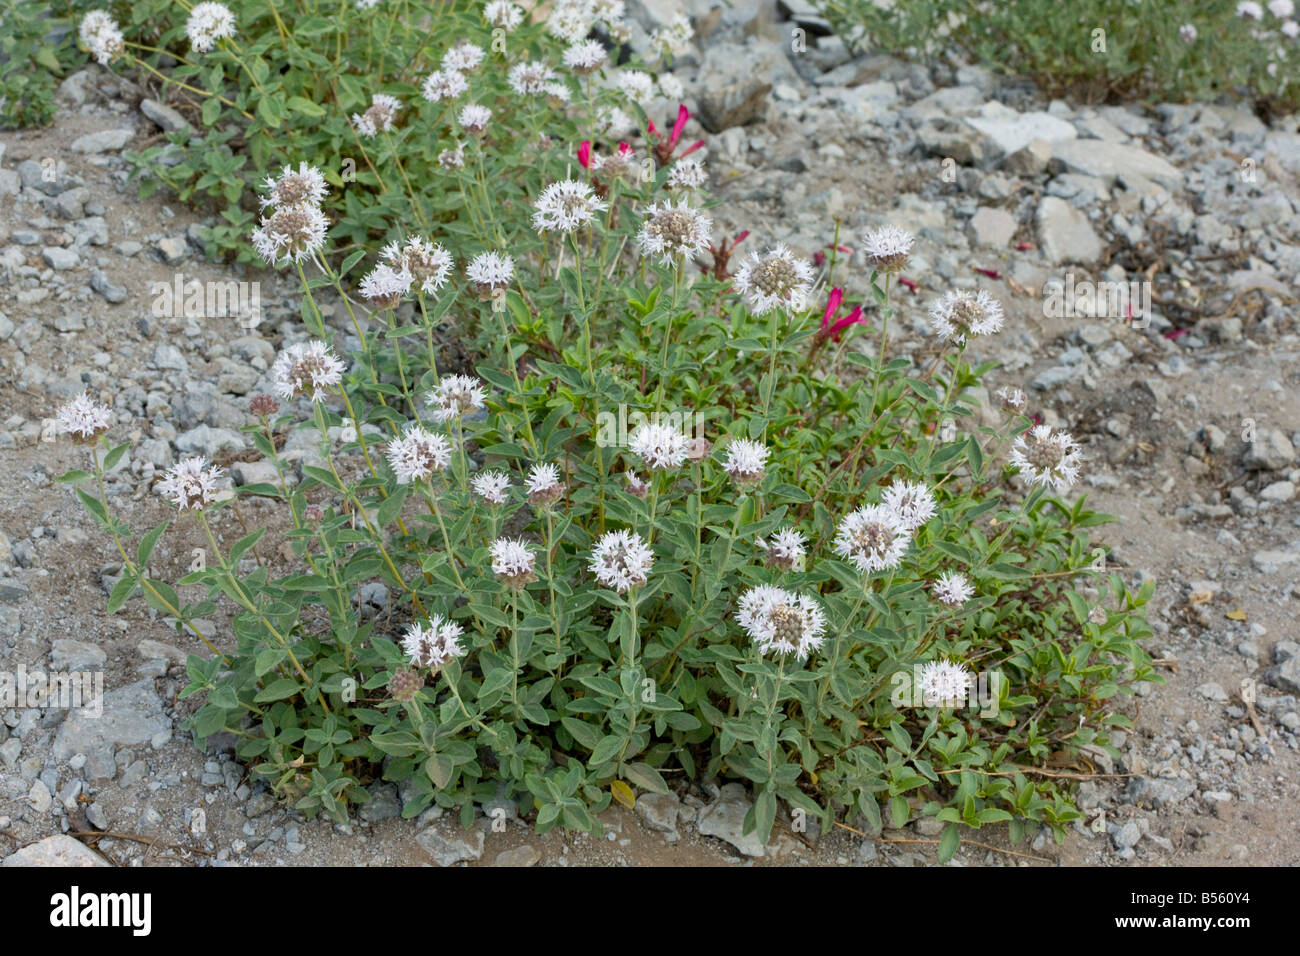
(1, 1), (1298, 867)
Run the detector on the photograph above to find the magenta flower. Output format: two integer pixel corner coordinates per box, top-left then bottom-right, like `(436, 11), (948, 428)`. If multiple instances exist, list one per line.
(819, 287), (864, 343)
(650, 104), (705, 166)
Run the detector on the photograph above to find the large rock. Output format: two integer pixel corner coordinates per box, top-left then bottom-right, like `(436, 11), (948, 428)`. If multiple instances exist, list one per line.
(694, 41), (797, 131)
(968, 207), (1018, 248)
(1124, 775), (1195, 809)
(1049, 139), (1180, 186)
(140, 98), (191, 134)
(965, 102), (1076, 160)
(2, 835), (111, 867)
(696, 783), (767, 857)
(1035, 197), (1103, 266)
(70, 129), (134, 154)
(1242, 427), (1296, 471)
(52, 678), (171, 765)
(416, 825), (485, 866)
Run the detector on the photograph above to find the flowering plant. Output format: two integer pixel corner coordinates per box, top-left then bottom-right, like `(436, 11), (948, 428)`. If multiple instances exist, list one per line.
(60, 1), (1157, 857)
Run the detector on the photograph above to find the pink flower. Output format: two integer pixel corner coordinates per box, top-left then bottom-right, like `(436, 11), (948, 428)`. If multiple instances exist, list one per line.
(578, 140), (592, 169)
(650, 104), (705, 166)
(819, 287), (864, 343)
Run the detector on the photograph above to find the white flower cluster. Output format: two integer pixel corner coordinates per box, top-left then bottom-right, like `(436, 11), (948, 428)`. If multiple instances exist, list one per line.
(589, 529), (654, 593)
(736, 585), (826, 660)
(79, 11), (125, 67)
(385, 424), (453, 484)
(427, 374), (487, 423)
(270, 340), (346, 403)
(734, 244), (814, 315)
(532, 179), (608, 234)
(56, 392), (113, 442)
(156, 457), (226, 511)
(352, 92), (401, 137)
(403, 616), (464, 670)
(251, 163), (330, 266)
(186, 2), (237, 54)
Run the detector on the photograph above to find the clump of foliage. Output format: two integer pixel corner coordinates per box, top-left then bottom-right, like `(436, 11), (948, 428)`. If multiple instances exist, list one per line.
(817, 0), (1300, 114)
(58, 0), (1158, 859)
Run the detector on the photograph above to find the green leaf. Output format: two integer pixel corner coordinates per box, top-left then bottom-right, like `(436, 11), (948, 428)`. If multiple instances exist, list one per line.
(254, 679), (302, 702)
(105, 572), (138, 614)
(623, 762), (670, 795)
(937, 823), (960, 862)
(56, 469), (92, 484)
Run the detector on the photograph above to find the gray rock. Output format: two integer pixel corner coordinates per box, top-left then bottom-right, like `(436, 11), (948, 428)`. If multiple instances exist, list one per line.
(1265, 657), (1300, 694)
(41, 246), (80, 270)
(968, 206), (1017, 248)
(694, 41), (795, 131)
(52, 678), (171, 763)
(491, 845), (541, 867)
(230, 460), (281, 487)
(157, 236), (188, 265)
(136, 639), (187, 664)
(140, 98), (191, 134)
(1243, 428), (1295, 471)
(416, 825), (485, 866)
(634, 791), (682, 835)
(28, 779), (53, 814)
(2, 834), (110, 867)
(70, 129), (134, 154)
(50, 639), (107, 671)
(175, 424), (245, 459)
(1113, 821), (1142, 851)
(360, 784), (402, 823)
(1049, 139), (1180, 186)
(696, 783), (766, 857)
(1196, 682), (1229, 702)
(91, 269), (128, 304)
(1125, 775), (1195, 808)
(965, 102), (1076, 159)
(1036, 197), (1103, 266)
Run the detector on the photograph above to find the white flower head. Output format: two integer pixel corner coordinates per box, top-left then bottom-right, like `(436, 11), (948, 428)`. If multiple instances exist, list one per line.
(490, 537), (537, 589)
(458, 103), (492, 133)
(590, 529), (654, 593)
(548, 0), (595, 43)
(351, 92), (401, 137)
(1269, 0), (1293, 15)
(597, 105), (636, 135)
(251, 203), (329, 265)
(79, 11), (125, 67)
(1179, 23), (1198, 43)
(526, 462), (564, 507)
(564, 39), (608, 73)
(439, 143), (467, 169)
(508, 60), (558, 96)
(721, 438), (769, 487)
(629, 421), (689, 471)
(260, 162), (329, 210)
(650, 12), (693, 59)
(862, 225), (914, 274)
(56, 391), (113, 442)
(485, 1), (525, 31)
(997, 386), (1028, 414)
(617, 69), (655, 105)
(466, 250), (514, 293)
(1238, 1), (1264, 17)
(929, 289), (1004, 343)
(736, 585), (826, 660)
(1009, 425), (1083, 492)
(932, 572), (974, 607)
(881, 480), (937, 533)
(734, 244), (815, 315)
(532, 178), (608, 234)
(443, 41), (485, 73)
(421, 69), (468, 103)
(270, 340), (345, 402)
(833, 504), (911, 575)
(403, 616), (464, 671)
(657, 72), (684, 101)
(472, 470), (511, 505)
(666, 158), (707, 190)
(359, 262), (413, 309)
(1284, 18), (1300, 36)
(765, 528), (807, 571)
(918, 660), (973, 706)
(385, 423), (453, 483)
(637, 199), (713, 265)
(382, 236), (454, 296)
(186, 2), (236, 54)
(428, 374), (487, 423)
(157, 457), (226, 510)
